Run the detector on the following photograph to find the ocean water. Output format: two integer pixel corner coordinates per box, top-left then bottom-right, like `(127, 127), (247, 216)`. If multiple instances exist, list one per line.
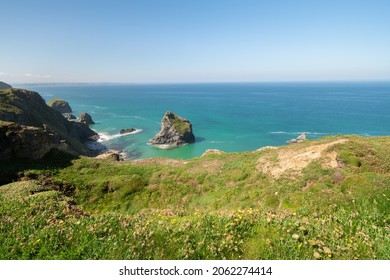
(23, 82), (390, 160)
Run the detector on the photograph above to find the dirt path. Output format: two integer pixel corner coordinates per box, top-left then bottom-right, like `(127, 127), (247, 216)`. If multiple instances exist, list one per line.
(257, 139), (349, 178)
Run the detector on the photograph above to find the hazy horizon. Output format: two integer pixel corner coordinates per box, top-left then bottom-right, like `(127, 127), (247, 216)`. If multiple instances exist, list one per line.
(1, 0), (390, 84)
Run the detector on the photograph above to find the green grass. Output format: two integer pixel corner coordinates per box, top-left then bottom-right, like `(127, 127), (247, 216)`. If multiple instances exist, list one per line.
(171, 117), (192, 134)
(46, 98), (66, 107)
(0, 135), (389, 259)
(0, 89), (24, 115)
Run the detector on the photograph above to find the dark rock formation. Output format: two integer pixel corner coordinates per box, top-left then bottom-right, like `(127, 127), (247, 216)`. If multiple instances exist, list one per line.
(288, 132), (307, 144)
(148, 111), (195, 147)
(64, 113), (76, 120)
(0, 81), (12, 89)
(47, 98), (72, 114)
(0, 122), (77, 160)
(0, 88), (98, 161)
(79, 112), (95, 126)
(120, 128), (136, 134)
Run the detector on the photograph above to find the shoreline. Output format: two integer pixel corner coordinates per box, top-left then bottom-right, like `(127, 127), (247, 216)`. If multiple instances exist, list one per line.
(86, 129), (144, 160)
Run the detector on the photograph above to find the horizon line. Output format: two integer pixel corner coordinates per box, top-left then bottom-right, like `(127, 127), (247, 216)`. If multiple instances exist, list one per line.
(10, 79), (390, 86)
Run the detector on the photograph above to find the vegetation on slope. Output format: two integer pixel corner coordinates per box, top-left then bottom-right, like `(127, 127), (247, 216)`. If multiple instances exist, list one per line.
(0, 135), (389, 259)
(0, 88), (97, 160)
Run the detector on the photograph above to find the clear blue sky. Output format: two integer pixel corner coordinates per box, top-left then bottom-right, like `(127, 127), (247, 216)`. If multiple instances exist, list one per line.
(1, 0), (389, 83)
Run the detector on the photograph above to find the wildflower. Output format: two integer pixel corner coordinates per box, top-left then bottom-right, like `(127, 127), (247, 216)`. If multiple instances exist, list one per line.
(313, 251), (321, 259)
(323, 247), (331, 254)
(292, 234), (299, 240)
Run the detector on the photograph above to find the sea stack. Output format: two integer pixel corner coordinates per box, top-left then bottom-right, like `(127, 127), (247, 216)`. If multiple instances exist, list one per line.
(47, 98), (72, 114)
(148, 111), (195, 147)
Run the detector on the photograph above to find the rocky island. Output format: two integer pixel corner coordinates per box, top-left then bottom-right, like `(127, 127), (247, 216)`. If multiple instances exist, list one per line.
(120, 128), (136, 134)
(148, 111), (195, 147)
(0, 84), (99, 161)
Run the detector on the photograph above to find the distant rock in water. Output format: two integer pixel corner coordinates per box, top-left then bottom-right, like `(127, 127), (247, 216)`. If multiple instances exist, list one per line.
(148, 111), (195, 147)
(0, 88), (98, 161)
(120, 128), (136, 134)
(288, 132), (307, 144)
(79, 112), (95, 126)
(47, 98), (72, 114)
(0, 81), (12, 89)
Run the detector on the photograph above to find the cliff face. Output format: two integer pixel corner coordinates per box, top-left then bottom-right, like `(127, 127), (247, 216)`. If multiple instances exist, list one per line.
(148, 111), (195, 147)
(0, 88), (98, 161)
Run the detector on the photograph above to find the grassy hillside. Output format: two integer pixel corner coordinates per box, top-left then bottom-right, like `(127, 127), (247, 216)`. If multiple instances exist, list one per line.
(0, 135), (389, 259)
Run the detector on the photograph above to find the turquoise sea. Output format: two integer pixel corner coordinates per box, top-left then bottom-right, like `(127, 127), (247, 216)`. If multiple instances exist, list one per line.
(23, 82), (390, 160)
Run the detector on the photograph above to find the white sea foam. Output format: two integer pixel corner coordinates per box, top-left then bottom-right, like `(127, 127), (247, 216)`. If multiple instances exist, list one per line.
(270, 131), (332, 135)
(78, 104), (107, 110)
(130, 115), (147, 120)
(97, 129), (143, 142)
(154, 144), (175, 150)
(148, 143), (188, 150)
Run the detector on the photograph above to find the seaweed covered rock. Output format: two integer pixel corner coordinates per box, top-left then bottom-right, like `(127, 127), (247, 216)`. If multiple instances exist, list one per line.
(148, 111), (195, 147)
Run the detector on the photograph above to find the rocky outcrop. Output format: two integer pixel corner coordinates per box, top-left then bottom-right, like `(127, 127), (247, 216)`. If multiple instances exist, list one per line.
(0, 121), (77, 160)
(288, 132), (307, 144)
(148, 111), (195, 147)
(79, 112), (95, 126)
(0, 81), (12, 89)
(95, 151), (122, 161)
(120, 128), (136, 134)
(0, 88), (98, 161)
(64, 113), (76, 120)
(47, 98), (72, 114)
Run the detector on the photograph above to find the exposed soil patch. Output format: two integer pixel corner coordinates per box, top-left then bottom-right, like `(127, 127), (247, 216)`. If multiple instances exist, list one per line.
(257, 139), (349, 178)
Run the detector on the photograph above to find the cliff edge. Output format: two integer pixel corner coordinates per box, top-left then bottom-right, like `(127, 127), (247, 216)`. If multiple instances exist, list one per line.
(0, 87), (98, 161)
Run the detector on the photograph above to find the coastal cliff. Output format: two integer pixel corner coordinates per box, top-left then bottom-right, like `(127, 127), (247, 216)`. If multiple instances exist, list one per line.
(148, 111), (195, 147)
(0, 87), (98, 161)
(47, 98), (72, 114)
